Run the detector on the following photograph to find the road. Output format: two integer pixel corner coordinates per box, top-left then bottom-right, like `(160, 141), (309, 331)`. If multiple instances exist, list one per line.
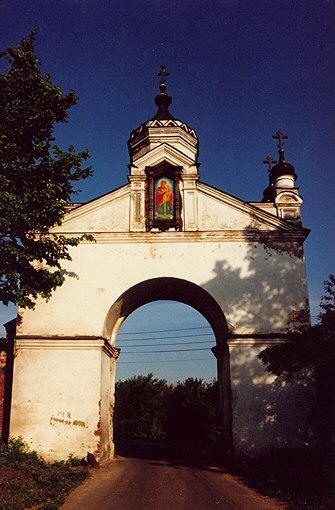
(61, 456), (286, 510)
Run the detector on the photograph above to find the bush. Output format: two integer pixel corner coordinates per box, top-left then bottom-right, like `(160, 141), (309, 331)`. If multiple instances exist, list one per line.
(0, 438), (89, 510)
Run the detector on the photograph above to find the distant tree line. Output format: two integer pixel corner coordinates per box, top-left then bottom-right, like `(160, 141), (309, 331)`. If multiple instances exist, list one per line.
(114, 375), (221, 454)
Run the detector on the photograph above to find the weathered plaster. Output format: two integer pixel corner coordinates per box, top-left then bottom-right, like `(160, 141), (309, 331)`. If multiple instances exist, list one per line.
(10, 339), (116, 462)
(229, 340), (316, 455)
(9, 105), (312, 460)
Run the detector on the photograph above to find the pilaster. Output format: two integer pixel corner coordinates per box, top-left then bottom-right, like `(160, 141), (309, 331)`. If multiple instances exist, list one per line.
(128, 175), (146, 231)
(182, 175), (200, 230)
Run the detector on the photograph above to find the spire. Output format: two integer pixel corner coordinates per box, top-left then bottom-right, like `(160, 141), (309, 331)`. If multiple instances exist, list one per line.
(152, 65), (174, 120)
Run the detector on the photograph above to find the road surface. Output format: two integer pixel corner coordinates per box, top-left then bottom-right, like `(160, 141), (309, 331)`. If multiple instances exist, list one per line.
(61, 456), (286, 510)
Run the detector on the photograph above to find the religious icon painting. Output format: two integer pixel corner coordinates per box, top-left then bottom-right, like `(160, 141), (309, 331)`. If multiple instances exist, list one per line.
(145, 162), (182, 231)
(154, 177), (174, 220)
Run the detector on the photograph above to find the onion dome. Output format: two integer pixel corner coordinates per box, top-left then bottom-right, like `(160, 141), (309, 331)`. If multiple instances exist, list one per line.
(262, 131), (298, 202)
(270, 132), (297, 182)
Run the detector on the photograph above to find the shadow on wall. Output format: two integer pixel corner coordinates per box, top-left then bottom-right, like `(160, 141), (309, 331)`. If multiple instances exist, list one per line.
(105, 224), (314, 456)
(201, 233), (315, 456)
(202, 235), (309, 335)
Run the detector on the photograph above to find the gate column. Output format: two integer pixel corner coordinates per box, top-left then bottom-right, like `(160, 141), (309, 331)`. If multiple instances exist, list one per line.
(212, 343), (233, 458)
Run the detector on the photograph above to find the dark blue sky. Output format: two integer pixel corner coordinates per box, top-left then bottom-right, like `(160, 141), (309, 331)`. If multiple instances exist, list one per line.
(1, 0), (334, 380)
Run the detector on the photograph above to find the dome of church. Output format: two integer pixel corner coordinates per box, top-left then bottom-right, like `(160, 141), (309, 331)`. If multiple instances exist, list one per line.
(270, 158), (297, 182)
(128, 66), (198, 164)
(262, 130), (298, 202)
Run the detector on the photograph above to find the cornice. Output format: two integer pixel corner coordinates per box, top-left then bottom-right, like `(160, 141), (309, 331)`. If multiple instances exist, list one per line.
(14, 336), (119, 358)
(50, 229), (308, 244)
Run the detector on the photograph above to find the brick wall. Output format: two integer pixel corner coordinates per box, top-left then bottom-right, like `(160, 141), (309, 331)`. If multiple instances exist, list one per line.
(0, 339), (7, 439)
(0, 319), (16, 443)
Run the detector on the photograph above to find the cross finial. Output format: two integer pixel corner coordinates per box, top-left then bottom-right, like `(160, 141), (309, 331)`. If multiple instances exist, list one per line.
(263, 155), (277, 172)
(272, 130), (288, 161)
(156, 65), (170, 94)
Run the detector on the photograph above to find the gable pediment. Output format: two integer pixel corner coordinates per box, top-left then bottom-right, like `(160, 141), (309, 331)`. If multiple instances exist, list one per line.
(197, 182), (303, 233)
(132, 142), (197, 171)
(50, 178), (307, 240)
(51, 185), (131, 233)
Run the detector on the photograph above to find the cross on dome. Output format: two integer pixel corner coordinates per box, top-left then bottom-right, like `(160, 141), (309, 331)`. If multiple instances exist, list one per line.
(153, 65), (173, 120)
(263, 155), (277, 172)
(272, 130), (288, 161)
(156, 65), (170, 94)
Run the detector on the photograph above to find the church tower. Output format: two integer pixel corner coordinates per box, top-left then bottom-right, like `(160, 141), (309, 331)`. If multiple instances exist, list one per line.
(128, 66), (200, 232)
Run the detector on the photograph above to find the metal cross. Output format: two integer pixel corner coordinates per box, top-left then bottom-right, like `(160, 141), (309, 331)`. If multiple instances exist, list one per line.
(272, 130), (288, 151)
(263, 155), (277, 172)
(156, 65), (170, 93)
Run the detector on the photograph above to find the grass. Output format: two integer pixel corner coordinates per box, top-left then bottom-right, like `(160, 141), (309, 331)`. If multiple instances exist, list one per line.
(0, 437), (89, 510)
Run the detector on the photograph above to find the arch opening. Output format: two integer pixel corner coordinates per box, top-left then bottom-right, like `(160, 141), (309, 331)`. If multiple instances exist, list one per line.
(115, 300), (217, 383)
(103, 277), (229, 348)
(104, 278), (233, 457)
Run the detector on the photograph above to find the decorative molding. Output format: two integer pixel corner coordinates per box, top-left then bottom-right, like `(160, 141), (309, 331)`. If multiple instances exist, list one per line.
(14, 337), (119, 358)
(227, 332), (287, 347)
(51, 229), (308, 243)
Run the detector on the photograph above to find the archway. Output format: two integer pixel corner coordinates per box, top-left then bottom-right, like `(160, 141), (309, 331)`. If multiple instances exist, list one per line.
(104, 277), (233, 455)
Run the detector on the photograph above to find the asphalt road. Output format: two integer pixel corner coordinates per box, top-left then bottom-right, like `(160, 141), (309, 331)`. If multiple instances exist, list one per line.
(60, 456), (286, 510)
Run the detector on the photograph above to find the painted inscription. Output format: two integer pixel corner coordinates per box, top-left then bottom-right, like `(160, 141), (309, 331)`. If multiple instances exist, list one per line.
(50, 410), (88, 428)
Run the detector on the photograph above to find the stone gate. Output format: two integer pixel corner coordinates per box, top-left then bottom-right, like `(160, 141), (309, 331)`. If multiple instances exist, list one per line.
(9, 72), (312, 461)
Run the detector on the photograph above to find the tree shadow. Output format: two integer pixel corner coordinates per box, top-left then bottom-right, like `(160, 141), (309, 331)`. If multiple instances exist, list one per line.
(115, 438), (229, 471)
(113, 226), (315, 462)
(201, 229), (315, 456)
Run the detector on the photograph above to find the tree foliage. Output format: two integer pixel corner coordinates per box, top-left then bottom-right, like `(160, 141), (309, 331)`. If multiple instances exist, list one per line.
(114, 374), (169, 441)
(259, 275), (335, 378)
(259, 275), (335, 449)
(165, 378), (220, 447)
(114, 375), (220, 450)
(0, 31), (92, 308)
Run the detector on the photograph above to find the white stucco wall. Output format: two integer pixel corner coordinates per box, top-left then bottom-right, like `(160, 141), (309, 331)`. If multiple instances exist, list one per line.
(10, 339), (113, 462)
(17, 237), (309, 339)
(229, 342), (315, 456)
(10, 169), (311, 460)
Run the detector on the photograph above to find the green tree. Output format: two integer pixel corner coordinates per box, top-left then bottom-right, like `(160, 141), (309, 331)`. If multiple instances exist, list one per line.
(259, 275), (335, 451)
(166, 378), (220, 449)
(114, 374), (169, 441)
(0, 31), (92, 308)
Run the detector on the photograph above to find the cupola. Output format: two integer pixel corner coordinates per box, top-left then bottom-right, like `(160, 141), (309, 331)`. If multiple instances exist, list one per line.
(127, 66), (199, 173)
(262, 130), (298, 202)
(262, 130), (303, 225)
